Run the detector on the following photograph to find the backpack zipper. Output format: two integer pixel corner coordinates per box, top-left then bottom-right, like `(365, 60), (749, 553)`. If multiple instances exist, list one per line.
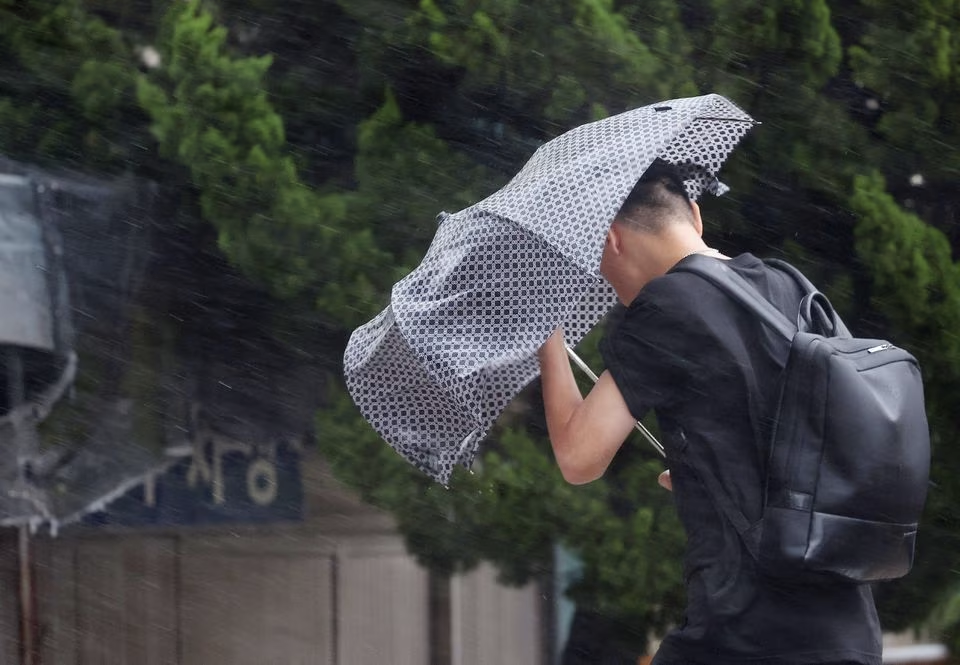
(868, 343), (893, 354)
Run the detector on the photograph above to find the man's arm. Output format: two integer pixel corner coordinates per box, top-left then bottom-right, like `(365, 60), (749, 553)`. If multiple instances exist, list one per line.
(538, 328), (638, 484)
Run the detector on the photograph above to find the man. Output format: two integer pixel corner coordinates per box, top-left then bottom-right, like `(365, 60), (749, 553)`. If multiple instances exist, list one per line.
(538, 160), (882, 665)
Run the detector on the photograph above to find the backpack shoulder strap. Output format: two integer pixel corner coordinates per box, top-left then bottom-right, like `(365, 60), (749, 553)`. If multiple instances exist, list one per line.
(672, 256), (796, 560)
(764, 258), (817, 293)
(679, 431), (761, 561)
(675, 255), (796, 341)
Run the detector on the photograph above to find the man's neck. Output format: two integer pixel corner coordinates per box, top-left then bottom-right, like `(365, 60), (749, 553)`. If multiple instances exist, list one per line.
(614, 231), (709, 304)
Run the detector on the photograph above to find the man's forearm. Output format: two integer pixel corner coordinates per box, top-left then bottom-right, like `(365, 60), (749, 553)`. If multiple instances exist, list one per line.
(538, 329), (636, 484)
(538, 329), (583, 456)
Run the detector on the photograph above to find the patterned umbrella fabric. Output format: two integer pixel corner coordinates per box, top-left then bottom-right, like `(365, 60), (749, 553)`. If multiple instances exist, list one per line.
(344, 93), (758, 484)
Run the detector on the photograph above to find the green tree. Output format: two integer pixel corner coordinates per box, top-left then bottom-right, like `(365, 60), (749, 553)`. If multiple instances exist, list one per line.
(849, 172), (960, 633)
(848, 0), (960, 184)
(136, 0), (395, 327)
(347, 89), (502, 266)
(136, 1), (511, 328)
(399, 0), (696, 124)
(847, 0), (960, 258)
(687, 0), (871, 259)
(0, 0), (143, 168)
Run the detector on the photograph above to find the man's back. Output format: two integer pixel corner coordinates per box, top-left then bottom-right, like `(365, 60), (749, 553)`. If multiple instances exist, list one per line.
(600, 253), (881, 665)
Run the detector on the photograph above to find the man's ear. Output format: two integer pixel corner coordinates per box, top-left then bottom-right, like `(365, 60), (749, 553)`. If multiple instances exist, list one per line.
(690, 201), (704, 237)
(606, 222), (623, 254)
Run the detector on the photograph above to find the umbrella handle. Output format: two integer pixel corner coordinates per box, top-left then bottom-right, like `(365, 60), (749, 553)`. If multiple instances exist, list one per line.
(564, 345), (666, 458)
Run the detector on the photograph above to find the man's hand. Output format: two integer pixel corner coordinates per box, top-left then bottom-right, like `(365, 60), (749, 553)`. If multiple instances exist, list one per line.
(658, 469), (672, 491)
(538, 327), (567, 362)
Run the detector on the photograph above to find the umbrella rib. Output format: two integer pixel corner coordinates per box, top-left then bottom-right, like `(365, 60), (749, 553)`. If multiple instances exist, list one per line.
(564, 345), (666, 458)
(478, 207), (602, 276)
(692, 116), (761, 125)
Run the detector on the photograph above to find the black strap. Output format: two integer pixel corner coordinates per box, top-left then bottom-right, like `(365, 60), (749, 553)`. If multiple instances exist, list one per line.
(677, 255), (797, 341)
(672, 255), (801, 560)
(679, 430), (760, 560)
(765, 258), (818, 294)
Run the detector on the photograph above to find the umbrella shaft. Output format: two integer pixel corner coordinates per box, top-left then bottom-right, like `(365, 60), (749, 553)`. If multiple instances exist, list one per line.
(564, 345), (665, 457)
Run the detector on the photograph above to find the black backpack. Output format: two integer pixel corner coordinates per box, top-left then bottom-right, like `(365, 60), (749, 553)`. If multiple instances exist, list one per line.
(676, 256), (931, 584)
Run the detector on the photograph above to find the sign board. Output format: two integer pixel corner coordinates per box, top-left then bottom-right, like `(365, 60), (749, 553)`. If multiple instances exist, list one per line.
(86, 431), (303, 527)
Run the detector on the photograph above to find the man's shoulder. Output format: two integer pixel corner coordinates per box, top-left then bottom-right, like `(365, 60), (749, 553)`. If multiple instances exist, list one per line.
(613, 271), (716, 342)
(648, 253), (798, 301)
(623, 253), (798, 334)
(631, 253), (763, 306)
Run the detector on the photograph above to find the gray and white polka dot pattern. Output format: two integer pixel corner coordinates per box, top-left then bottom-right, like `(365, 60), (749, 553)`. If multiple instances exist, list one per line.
(344, 94), (757, 484)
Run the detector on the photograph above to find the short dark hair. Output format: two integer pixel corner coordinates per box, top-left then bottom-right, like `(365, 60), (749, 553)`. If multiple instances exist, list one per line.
(615, 159), (694, 233)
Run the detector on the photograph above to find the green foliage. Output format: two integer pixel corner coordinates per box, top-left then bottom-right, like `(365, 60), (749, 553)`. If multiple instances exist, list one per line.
(73, 60), (130, 121)
(848, 0), (960, 181)
(403, 0), (696, 125)
(851, 172), (960, 380)
(0, 0), (139, 167)
(695, 0), (864, 204)
(567, 456), (685, 625)
(351, 90), (503, 263)
(711, 0), (841, 84)
(137, 0), (393, 327)
(850, 171), (960, 630)
(137, 1), (291, 224)
(136, 2), (509, 327)
(926, 583), (960, 654)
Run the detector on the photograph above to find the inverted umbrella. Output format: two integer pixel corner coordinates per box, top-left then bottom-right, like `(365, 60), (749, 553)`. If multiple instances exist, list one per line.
(344, 93), (757, 484)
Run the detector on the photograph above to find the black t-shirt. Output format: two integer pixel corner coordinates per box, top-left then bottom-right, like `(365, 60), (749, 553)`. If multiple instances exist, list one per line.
(600, 253), (881, 665)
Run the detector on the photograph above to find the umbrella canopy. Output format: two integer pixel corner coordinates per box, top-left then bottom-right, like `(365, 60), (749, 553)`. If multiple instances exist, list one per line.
(344, 93), (758, 484)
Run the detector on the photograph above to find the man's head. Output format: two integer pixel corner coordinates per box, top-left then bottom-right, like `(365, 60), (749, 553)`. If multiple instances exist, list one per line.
(615, 159), (697, 233)
(600, 159), (706, 304)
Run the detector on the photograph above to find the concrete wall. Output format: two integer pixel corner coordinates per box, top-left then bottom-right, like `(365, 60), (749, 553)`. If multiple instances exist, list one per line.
(0, 452), (546, 664)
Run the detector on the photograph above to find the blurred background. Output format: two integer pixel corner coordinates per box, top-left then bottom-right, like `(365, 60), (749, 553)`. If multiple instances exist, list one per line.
(0, 0), (958, 663)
